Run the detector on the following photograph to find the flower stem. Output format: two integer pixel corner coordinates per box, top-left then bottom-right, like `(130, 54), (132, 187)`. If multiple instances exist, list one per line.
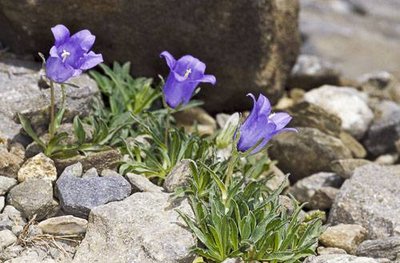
(49, 80), (56, 140)
(164, 108), (171, 148)
(225, 149), (239, 186)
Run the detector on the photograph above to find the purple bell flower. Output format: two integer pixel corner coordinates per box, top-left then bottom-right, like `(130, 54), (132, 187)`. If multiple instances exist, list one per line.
(160, 51), (216, 108)
(46, 24), (103, 83)
(237, 93), (296, 154)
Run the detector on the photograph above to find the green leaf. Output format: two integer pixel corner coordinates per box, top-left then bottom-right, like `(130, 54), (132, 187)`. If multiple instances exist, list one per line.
(17, 113), (46, 149)
(73, 116), (86, 145)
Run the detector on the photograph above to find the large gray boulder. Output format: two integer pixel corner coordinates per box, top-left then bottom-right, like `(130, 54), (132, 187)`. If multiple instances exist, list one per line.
(329, 164), (400, 239)
(73, 192), (196, 263)
(0, 0), (300, 112)
(0, 59), (99, 140)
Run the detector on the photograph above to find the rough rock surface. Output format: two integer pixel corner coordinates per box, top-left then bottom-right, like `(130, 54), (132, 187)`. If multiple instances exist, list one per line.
(0, 229), (16, 251)
(17, 153), (57, 182)
(356, 237), (400, 261)
(358, 71), (400, 103)
(0, 0), (300, 112)
(0, 59), (99, 140)
(73, 192), (196, 263)
(363, 100), (400, 156)
(0, 176), (17, 195)
(0, 151), (23, 179)
(268, 127), (352, 182)
(329, 164), (400, 239)
(6, 179), (58, 220)
(126, 173), (163, 193)
(319, 224), (367, 254)
(304, 85), (373, 139)
(55, 163), (131, 218)
(330, 159), (372, 179)
(304, 254), (383, 263)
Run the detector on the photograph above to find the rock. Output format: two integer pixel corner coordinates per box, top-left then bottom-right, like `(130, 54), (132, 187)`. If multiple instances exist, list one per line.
(329, 164), (400, 239)
(268, 128), (352, 182)
(163, 160), (191, 193)
(17, 153), (57, 182)
(356, 237), (400, 261)
(82, 167), (98, 178)
(53, 149), (121, 174)
(339, 132), (367, 158)
(304, 254), (383, 263)
(222, 258), (244, 263)
(317, 247), (347, 255)
(0, 0), (300, 112)
(288, 54), (341, 90)
(215, 113), (232, 129)
(126, 173), (163, 193)
(266, 163), (289, 192)
(174, 107), (216, 136)
(304, 85), (373, 139)
(375, 154), (399, 165)
(363, 100), (400, 156)
(358, 71), (400, 103)
(285, 101), (342, 137)
(309, 187), (339, 210)
(7, 179), (59, 220)
(0, 197), (4, 212)
(0, 230), (16, 250)
(0, 176), (17, 195)
(73, 192), (196, 263)
(330, 159), (372, 179)
(0, 151), (23, 179)
(2, 206), (26, 231)
(55, 163), (131, 218)
(38, 215), (88, 235)
(0, 59), (99, 140)
(300, 0), (400, 80)
(319, 224), (367, 254)
(289, 172), (342, 209)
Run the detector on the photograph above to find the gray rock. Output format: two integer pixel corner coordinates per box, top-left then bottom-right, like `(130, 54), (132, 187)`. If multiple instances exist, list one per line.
(55, 163), (131, 218)
(358, 71), (400, 103)
(304, 85), (373, 139)
(300, 0), (400, 80)
(38, 215), (88, 235)
(330, 159), (372, 179)
(319, 224), (367, 254)
(317, 247), (347, 255)
(53, 149), (121, 175)
(73, 192), (196, 263)
(7, 179), (59, 220)
(329, 164), (400, 239)
(82, 167), (98, 178)
(126, 173), (163, 193)
(0, 151), (23, 179)
(309, 187), (339, 210)
(1, 206), (26, 231)
(289, 172), (342, 208)
(174, 107), (216, 136)
(0, 59), (99, 140)
(268, 128), (352, 182)
(163, 160), (191, 193)
(288, 54), (341, 90)
(0, 230), (16, 250)
(356, 237), (400, 261)
(0, 197), (4, 212)
(304, 254), (383, 263)
(285, 101), (342, 137)
(17, 153), (57, 182)
(375, 153), (399, 165)
(363, 100), (400, 156)
(0, 176), (17, 195)
(0, 0), (300, 112)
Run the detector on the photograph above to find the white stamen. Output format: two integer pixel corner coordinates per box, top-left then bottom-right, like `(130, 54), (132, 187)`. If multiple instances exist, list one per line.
(61, 49), (71, 62)
(184, 68), (192, 79)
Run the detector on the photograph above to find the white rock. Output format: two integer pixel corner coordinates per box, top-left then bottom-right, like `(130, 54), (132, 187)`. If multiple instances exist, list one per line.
(0, 176), (18, 195)
(38, 215), (88, 235)
(0, 196), (4, 212)
(0, 229), (17, 250)
(304, 85), (373, 138)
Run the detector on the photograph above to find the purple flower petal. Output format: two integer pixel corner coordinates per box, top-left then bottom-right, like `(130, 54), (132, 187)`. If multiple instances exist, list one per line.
(160, 51), (176, 70)
(269, 112), (292, 130)
(174, 55), (206, 80)
(238, 120), (275, 153)
(46, 57), (75, 83)
(70, 29), (96, 52)
(199, 74), (216, 85)
(255, 94), (271, 117)
(163, 73), (197, 108)
(51, 25), (70, 46)
(49, 46), (59, 58)
(79, 51), (103, 70)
